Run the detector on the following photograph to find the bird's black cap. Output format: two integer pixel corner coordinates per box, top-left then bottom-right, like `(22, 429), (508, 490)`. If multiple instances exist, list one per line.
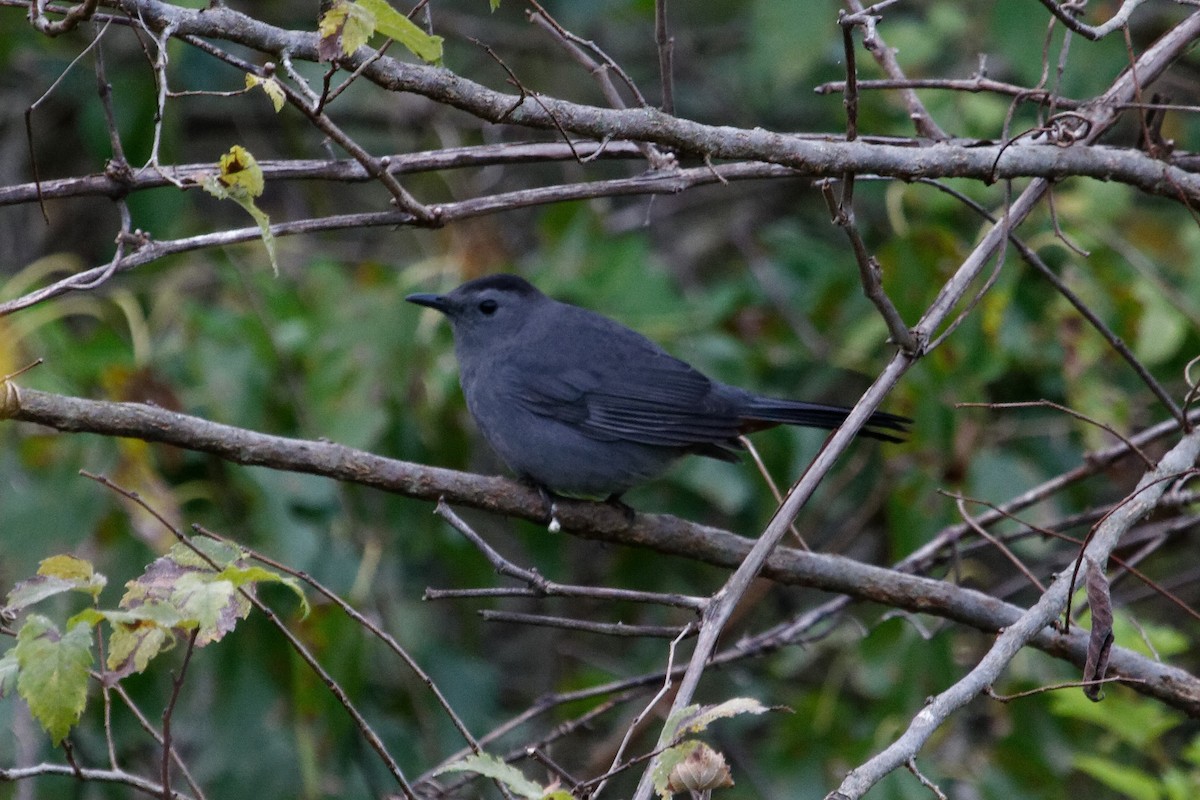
(406, 273), (542, 312)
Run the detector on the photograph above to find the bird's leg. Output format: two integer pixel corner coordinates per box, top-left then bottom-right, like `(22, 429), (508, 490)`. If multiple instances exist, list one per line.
(534, 484), (563, 533)
(604, 493), (637, 527)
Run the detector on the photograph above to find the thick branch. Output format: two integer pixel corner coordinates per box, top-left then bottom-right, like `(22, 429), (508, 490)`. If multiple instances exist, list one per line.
(5, 385), (1199, 715)
(23, 1), (1196, 204)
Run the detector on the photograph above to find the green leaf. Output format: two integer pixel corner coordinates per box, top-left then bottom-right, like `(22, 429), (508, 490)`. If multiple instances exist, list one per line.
(91, 602), (188, 679)
(37, 555), (99, 584)
(664, 697), (775, 739)
(15, 615), (94, 744)
(178, 538), (248, 570)
(107, 621), (174, 679)
(216, 144), (264, 197)
(215, 565), (310, 617)
(170, 574), (245, 645)
(92, 602), (189, 630)
(5, 555), (107, 611)
(1133, 281), (1187, 366)
(121, 540), (253, 647)
(1073, 754), (1161, 800)
(436, 752), (546, 800)
(357, 0), (444, 63)
(1050, 686), (1182, 749)
(1183, 734), (1200, 767)
(0, 651), (18, 697)
(5, 576), (78, 613)
(200, 146), (278, 275)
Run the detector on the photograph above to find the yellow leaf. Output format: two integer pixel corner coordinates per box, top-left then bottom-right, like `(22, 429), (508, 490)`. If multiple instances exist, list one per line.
(217, 145), (264, 198)
(37, 555), (94, 583)
(318, 0), (376, 57)
(200, 146), (277, 275)
(245, 74), (285, 113)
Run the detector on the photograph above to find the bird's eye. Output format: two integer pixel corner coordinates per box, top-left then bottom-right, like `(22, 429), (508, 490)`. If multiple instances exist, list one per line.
(479, 299), (498, 315)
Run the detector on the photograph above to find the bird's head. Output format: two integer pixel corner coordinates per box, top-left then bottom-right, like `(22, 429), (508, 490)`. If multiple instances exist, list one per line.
(406, 273), (547, 355)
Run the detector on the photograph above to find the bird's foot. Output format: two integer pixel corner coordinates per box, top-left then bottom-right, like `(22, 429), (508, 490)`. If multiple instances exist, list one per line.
(535, 485), (563, 532)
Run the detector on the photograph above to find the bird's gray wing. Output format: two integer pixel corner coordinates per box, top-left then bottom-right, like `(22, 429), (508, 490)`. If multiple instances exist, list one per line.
(509, 355), (743, 447)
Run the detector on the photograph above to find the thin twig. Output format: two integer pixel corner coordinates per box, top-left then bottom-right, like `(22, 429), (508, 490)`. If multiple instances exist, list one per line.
(919, 178), (1188, 427)
(81, 473), (419, 800)
(525, 748), (580, 791)
(525, 4), (671, 168)
(814, 76), (1080, 109)
(737, 435), (809, 550)
(480, 610), (692, 638)
(108, 684), (207, 800)
(1035, 0), (1151, 41)
(525, 0), (651, 107)
(831, 429), (1200, 799)
(29, 0), (98, 35)
(178, 33), (438, 224)
(654, 0), (674, 114)
(956, 400), (1155, 468)
(1062, 468), (1199, 630)
(841, 0), (948, 139)
(159, 629), (198, 800)
(0, 764), (191, 799)
(592, 625), (694, 799)
(0, 160), (797, 317)
(434, 499), (706, 610)
(986, 674), (1143, 702)
(905, 758), (947, 800)
(192, 525), (487, 757)
(950, 494), (1046, 592)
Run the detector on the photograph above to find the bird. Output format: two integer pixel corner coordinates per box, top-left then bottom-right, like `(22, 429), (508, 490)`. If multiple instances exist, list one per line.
(407, 274), (908, 503)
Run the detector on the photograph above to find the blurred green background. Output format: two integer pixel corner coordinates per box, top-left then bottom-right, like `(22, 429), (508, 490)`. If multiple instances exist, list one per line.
(2, 1), (1199, 798)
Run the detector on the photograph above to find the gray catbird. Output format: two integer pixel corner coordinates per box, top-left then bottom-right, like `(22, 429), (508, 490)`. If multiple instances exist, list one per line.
(407, 274), (908, 499)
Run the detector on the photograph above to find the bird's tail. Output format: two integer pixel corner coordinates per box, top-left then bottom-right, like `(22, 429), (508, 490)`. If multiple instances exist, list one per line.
(739, 396), (910, 443)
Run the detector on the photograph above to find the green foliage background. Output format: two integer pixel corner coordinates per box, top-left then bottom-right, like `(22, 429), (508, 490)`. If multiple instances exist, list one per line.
(2, 1), (1199, 798)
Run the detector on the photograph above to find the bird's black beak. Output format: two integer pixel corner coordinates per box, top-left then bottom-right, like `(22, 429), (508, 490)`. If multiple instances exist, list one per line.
(406, 292), (451, 313)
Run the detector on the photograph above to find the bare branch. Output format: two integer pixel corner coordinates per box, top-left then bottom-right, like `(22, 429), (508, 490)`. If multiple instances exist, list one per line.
(0, 160), (797, 317)
(841, 0), (948, 140)
(814, 76), (1082, 109)
(829, 426), (1200, 799)
(29, 0), (98, 36)
(6, 385), (1198, 714)
(433, 500), (706, 610)
(957, 400), (1157, 467)
(0, 764), (191, 799)
(1036, 0), (1151, 41)
(479, 610), (692, 639)
(654, 0), (674, 114)
(10, 2), (1197, 202)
